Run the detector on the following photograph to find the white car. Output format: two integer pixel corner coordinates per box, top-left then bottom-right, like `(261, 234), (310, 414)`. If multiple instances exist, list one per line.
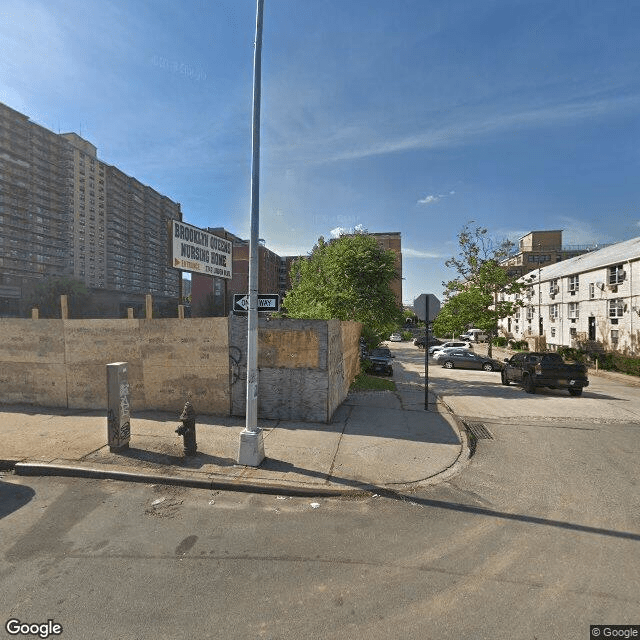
(433, 346), (474, 363)
(389, 333), (402, 342)
(429, 340), (473, 355)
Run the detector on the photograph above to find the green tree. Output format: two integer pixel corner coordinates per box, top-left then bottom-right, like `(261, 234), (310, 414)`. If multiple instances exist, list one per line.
(442, 223), (523, 356)
(283, 234), (403, 346)
(433, 287), (490, 338)
(25, 277), (90, 319)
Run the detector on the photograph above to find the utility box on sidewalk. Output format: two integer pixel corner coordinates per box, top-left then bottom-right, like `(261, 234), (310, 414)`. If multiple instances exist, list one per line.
(107, 362), (131, 452)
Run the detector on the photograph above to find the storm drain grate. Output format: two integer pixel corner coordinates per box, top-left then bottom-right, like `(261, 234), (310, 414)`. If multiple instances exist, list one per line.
(466, 422), (493, 439)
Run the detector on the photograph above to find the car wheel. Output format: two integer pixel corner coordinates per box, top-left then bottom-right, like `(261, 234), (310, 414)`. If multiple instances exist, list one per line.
(568, 388), (583, 397)
(524, 375), (536, 394)
(501, 370), (510, 385)
(482, 363), (494, 372)
(443, 361), (454, 369)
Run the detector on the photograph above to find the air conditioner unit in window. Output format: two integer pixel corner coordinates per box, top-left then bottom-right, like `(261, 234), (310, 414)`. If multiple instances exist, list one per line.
(607, 284), (618, 293)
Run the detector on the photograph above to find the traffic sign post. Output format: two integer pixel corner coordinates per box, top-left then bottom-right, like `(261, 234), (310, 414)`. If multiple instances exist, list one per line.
(413, 294), (441, 411)
(233, 294), (279, 313)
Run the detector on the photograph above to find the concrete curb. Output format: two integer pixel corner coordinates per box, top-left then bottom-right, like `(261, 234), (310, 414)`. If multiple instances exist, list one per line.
(12, 462), (357, 497)
(0, 459), (21, 472)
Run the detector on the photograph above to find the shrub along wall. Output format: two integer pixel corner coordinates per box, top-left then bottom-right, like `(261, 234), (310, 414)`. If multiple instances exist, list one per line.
(593, 352), (640, 377)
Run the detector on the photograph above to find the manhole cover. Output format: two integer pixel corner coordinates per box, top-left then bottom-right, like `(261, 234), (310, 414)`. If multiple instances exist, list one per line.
(466, 422), (493, 439)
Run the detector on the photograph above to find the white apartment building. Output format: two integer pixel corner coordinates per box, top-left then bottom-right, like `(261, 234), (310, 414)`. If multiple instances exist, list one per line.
(499, 236), (640, 355)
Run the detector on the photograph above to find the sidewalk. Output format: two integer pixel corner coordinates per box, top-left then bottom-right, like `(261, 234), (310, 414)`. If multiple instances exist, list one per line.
(0, 382), (467, 497)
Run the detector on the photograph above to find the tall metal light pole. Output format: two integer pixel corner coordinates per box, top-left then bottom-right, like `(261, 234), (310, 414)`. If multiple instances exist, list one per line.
(238, 0), (265, 466)
(537, 242), (543, 338)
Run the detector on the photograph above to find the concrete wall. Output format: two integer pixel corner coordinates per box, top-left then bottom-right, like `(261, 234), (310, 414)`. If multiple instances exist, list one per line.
(0, 317), (360, 422)
(0, 318), (230, 415)
(229, 317), (361, 423)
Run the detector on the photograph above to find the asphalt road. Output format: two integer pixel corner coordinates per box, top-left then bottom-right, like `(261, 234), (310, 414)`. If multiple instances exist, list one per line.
(0, 342), (638, 639)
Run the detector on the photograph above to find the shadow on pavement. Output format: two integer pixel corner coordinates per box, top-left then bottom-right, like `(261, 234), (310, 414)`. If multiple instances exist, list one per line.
(427, 374), (626, 401)
(103, 447), (237, 469)
(380, 490), (640, 542)
(0, 480), (36, 519)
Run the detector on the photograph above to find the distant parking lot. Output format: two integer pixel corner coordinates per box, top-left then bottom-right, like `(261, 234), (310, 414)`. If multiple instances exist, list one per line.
(385, 340), (640, 424)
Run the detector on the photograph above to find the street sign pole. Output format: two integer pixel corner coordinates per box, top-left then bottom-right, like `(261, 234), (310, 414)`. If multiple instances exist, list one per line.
(413, 293), (440, 412)
(424, 296), (429, 411)
(238, 0), (265, 467)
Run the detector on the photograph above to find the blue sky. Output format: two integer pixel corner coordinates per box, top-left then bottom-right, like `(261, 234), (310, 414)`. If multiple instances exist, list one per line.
(2, 0), (639, 304)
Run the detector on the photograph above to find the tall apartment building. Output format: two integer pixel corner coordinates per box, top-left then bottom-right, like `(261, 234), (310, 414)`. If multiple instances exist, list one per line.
(369, 231), (402, 307)
(501, 230), (602, 279)
(227, 239), (281, 313)
(0, 102), (181, 316)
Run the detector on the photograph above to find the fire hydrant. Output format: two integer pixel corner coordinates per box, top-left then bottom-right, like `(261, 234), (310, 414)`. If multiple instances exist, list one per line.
(175, 400), (197, 456)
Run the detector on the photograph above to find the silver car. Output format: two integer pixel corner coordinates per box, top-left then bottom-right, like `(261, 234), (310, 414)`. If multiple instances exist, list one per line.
(429, 340), (473, 355)
(439, 350), (502, 371)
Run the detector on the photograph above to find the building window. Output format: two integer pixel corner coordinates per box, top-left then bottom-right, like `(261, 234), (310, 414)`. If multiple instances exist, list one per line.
(568, 275), (579, 292)
(526, 306), (534, 320)
(549, 304), (558, 320)
(611, 330), (619, 347)
(608, 299), (624, 318)
(568, 302), (579, 319)
(549, 279), (559, 295)
(550, 327), (556, 338)
(608, 264), (626, 285)
(589, 283), (595, 299)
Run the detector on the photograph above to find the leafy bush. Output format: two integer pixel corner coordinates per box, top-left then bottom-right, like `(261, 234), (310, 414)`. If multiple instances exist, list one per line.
(401, 331), (413, 341)
(493, 336), (508, 347)
(594, 353), (640, 377)
(557, 347), (586, 363)
(509, 340), (529, 350)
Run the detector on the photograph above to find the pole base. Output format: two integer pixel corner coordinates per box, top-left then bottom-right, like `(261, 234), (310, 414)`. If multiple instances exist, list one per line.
(237, 428), (265, 467)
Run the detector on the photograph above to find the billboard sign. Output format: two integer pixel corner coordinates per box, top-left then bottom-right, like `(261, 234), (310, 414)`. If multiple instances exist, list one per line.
(171, 220), (232, 279)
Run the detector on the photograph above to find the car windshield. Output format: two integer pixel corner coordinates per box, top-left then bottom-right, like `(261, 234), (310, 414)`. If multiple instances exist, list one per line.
(371, 348), (390, 358)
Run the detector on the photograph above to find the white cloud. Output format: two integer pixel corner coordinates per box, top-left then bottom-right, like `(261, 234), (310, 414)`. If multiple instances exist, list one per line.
(418, 190), (456, 206)
(417, 195), (440, 205)
(556, 217), (605, 246)
(403, 247), (444, 259)
(269, 92), (640, 168)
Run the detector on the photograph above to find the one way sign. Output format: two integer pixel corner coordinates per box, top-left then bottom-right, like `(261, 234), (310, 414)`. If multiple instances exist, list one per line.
(233, 294), (280, 313)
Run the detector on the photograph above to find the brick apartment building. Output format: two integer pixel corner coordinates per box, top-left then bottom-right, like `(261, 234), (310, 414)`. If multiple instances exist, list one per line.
(0, 101), (181, 317)
(190, 230), (403, 317)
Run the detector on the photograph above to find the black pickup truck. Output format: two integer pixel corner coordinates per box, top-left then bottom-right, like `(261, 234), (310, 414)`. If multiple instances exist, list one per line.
(501, 352), (589, 396)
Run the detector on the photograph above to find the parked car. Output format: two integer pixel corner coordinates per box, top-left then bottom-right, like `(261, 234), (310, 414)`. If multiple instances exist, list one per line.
(389, 333), (402, 342)
(439, 350), (502, 371)
(433, 346), (474, 363)
(414, 336), (442, 349)
(501, 352), (589, 396)
(365, 347), (394, 376)
(429, 340), (473, 355)
(459, 329), (489, 342)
